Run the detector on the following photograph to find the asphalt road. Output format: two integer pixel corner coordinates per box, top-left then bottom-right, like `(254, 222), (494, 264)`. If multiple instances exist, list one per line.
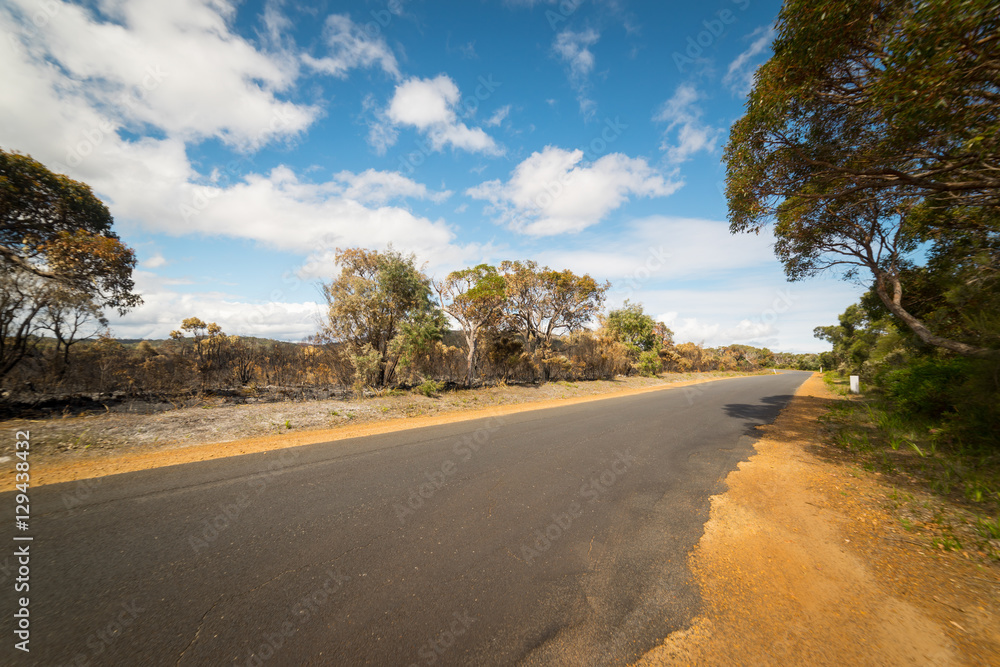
(2, 371), (810, 666)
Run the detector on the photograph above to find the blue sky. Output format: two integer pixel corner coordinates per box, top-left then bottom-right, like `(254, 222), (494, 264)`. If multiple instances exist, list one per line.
(0, 0), (863, 352)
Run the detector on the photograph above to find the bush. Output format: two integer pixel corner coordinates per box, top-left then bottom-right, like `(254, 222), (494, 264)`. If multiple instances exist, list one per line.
(415, 379), (444, 397)
(881, 358), (973, 419)
(564, 332), (631, 380)
(879, 356), (1000, 449)
(636, 350), (662, 377)
(348, 344), (382, 396)
(481, 335), (533, 383)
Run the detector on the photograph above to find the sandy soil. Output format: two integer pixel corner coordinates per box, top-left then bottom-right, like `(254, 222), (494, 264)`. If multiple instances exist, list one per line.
(634, 373), (1000, 666)
(0, 371), (757, 491)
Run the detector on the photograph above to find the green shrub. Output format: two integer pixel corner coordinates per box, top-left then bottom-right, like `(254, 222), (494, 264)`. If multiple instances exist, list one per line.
(879, 357), (1000, 449)
(880, 358), (972, 418)
(415, 379), (444, 397)
(348, 344), (382, 396)
(636, 350), (662, 377)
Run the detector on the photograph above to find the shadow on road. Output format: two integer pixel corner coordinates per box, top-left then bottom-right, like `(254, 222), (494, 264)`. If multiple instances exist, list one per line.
(722, 394), (796, 436)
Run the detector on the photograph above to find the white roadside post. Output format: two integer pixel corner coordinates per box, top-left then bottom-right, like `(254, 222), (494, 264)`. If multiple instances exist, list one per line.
(850, 375), (860, 394)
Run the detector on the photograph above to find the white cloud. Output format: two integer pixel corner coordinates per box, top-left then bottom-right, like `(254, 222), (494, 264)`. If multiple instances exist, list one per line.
(723, 26), (775, 96)
(447, 37), (478, 60)
(6, 131), (474, 284)
(485, 105), (512, 127)
(366, 121), (399, 155)
(151, 166), (471, 269)
(524, 215), (864, 351)
(332, 169), (452, 204)
(388, 75), (462, 128)
(106, 270), (324, 340)
(654, 84), (720, 163)
(657, 313), (778, 348)
(374, 75), (502, 154)
(302, 14), (401, 80)
(552, 28), (600, 117)
(360, 93), (399, 155)
(1, 0), (320, 153)
(143, 253), (168, 269)
(0, 2), (483, 283)
(467, 147), (681, 236)
(553, 28), (599, 79)
(535, 216), (775, 281)
(261, 0), (294, 50)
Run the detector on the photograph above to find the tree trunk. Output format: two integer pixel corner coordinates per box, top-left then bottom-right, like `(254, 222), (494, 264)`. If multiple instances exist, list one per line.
(873, 270), (997, 358)
(465, 335), (477, 388)
(539, 339), (550, 383)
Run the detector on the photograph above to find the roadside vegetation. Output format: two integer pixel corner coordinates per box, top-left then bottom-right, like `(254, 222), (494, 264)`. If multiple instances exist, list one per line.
(722, 0), (999, 561)
(813, 314), (1000, 561)
(0, 301), (808, 416)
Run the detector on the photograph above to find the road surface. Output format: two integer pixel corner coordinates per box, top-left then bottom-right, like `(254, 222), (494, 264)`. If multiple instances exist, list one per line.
(2, 371), (810, 666)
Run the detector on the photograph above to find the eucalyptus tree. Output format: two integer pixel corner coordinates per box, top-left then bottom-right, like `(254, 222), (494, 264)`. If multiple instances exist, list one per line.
(725, 0), (1000, 357)
(726, 0), (1000, 222)
(436, 264), (506, 386)
(0, 149), (140, 380)
(319, 247), (444, 387)
(499, 260), (609, 379)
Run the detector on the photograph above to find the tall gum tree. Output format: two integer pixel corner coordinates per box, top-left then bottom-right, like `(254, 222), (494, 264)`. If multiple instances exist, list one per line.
(435, 264), (506, 387)
(725, 0), (1000, 358)
(0, 149), (141, 380)
(499, 260), (609, 379)
(726, 0), (1000, 217)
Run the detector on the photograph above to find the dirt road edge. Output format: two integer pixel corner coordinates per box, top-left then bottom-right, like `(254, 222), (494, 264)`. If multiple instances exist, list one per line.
(633, 373), (1000, 666)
